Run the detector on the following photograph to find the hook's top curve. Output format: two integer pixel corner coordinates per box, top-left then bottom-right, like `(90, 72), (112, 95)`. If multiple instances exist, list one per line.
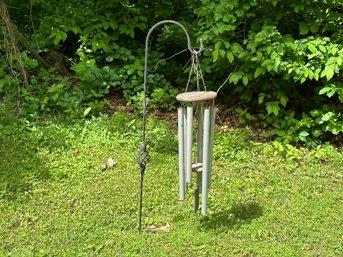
(141, 20), (203, 145)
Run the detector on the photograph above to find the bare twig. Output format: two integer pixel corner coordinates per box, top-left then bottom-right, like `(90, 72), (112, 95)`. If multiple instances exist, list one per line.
(0, 0), (29, 89)
(29, 0), (39, 50)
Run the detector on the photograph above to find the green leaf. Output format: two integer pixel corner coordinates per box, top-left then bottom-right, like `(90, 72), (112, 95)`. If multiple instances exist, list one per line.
(254, 67), (264, 78)
(0, 79), (7, 90)
(267, 64), (274, 72)
(319, 45), (326, 53)
(266, 47), (272, 55)
(106, 56), (114, 62)
(53, 35), (60, 45)
(314, 68), (320, 81)
(321, 65), (335, 81)
(280, 95), (288, 107)
(272, 105), (280, 116)
(331, 47), (337, 55)
(310, 23), (319, 33)
(266, 101), (280, 116)
(70, 26), (81, 34)
(276, 130), (287, 137)
(307, 43), (316, 54)
(298, 130), (309, 142)
(215, 41), (222, 50)
(229, 72), (242, 85)
(84, 107), (92, 116)
(321, 112), (333, 121)
(109, 21), (117, 30)
(226, 52), (234, 63)
(299, 131), (309, 137)
(59, 30), (67, 41)
(319, 86), (331, 95)
(212, 49), (219, 62)
(299, 23), (309, 35)
(231, 43), (243, 56)
(303, 68), (309, 78)
(242, 76), (249, 86)
(127, 67), (135, 75)
(51, 93), (59, 101)
(258, 94), (265, 104)
(274, 57), (281, 71)
(92, 41), (98, 52)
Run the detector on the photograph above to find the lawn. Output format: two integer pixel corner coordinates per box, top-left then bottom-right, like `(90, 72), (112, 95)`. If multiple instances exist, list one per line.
(0, 106), (342, 256)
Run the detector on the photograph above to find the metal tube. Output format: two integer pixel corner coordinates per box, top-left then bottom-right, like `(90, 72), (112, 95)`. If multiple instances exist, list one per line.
(183, 108), (187, 190)
(195, 103), (204, 212)
(178, 107), (185, 200)
(186, 106), (193, 183)
(208, 105), (216, 188)
(201, 107), (211, 215)
(194, 176), (200, 212)
(197, 103), (204, 163)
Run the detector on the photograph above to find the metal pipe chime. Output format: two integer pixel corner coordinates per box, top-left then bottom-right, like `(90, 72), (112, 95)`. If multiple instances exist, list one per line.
(176, 91), (217, 215)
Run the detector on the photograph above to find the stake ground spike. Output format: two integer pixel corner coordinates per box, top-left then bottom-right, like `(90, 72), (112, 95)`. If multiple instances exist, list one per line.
(137, 20), (215, 232)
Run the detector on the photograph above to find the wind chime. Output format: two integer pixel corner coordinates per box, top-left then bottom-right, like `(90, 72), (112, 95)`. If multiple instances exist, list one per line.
(136, 20), (217, 231)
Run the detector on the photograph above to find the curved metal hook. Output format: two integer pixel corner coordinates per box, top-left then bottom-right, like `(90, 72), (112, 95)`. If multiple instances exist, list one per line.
(141, 20), (203, 145)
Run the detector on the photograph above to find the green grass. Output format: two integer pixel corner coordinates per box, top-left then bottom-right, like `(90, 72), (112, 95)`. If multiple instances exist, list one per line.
(0, 107), (342, 256)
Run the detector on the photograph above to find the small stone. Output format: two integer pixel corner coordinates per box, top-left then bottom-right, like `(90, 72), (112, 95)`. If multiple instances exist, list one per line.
(106, 157), (116, 168)
(100, 163), (107, 170)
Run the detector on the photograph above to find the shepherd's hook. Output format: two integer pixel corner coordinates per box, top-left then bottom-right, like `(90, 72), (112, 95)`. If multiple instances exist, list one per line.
(137, 20), (203, 232)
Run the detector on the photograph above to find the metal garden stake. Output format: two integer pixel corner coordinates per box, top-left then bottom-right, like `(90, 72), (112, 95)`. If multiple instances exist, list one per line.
(137, 20), (217, 232)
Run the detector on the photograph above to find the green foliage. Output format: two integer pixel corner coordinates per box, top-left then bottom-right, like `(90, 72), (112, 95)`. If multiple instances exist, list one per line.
(194, 0), (343, 144)
(1, 0), (342, 144)
(1, 0), (192, 115)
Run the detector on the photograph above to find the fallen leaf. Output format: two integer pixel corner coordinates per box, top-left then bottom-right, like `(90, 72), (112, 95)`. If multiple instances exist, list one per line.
(145, 223), (171, 233)
(72, 149), (79, 155)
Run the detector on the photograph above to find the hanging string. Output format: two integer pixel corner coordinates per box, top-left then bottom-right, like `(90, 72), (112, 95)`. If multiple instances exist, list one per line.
(197, 57), (207, 91)
(150, 48), (189, 72)
(216, 66), (237, 94)
(185, 50), (207, 93)
(185, 54), (195, 92)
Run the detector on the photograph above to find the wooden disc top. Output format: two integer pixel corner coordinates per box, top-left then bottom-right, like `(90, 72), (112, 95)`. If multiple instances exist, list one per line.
(176, 91), (217, 102)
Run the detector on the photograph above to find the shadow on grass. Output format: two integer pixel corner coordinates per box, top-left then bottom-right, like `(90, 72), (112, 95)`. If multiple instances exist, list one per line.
(200, 201), (263, 232)
(0, 139), (51, 200)
(0, 116), (52, 200)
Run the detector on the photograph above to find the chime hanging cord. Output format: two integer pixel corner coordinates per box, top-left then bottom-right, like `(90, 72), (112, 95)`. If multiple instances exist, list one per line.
(136, 20), (203, 232)
(185, 49), (207, 93)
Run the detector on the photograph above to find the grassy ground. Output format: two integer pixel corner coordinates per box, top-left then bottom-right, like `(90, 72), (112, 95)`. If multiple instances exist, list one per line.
(0, 106), (342, 256)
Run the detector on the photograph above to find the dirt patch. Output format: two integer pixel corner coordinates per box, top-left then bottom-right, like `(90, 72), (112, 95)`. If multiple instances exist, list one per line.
(105, 88), (270, 142)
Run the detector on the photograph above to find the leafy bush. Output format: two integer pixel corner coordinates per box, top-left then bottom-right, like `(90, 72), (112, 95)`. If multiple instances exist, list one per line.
(1, 0), (191, 115)
(1, 0), (342, 144)
(194, 0), (343, 144)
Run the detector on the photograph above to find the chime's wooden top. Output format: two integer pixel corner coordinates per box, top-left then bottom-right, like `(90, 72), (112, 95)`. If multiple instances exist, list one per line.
(176, 91), (217, 102)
